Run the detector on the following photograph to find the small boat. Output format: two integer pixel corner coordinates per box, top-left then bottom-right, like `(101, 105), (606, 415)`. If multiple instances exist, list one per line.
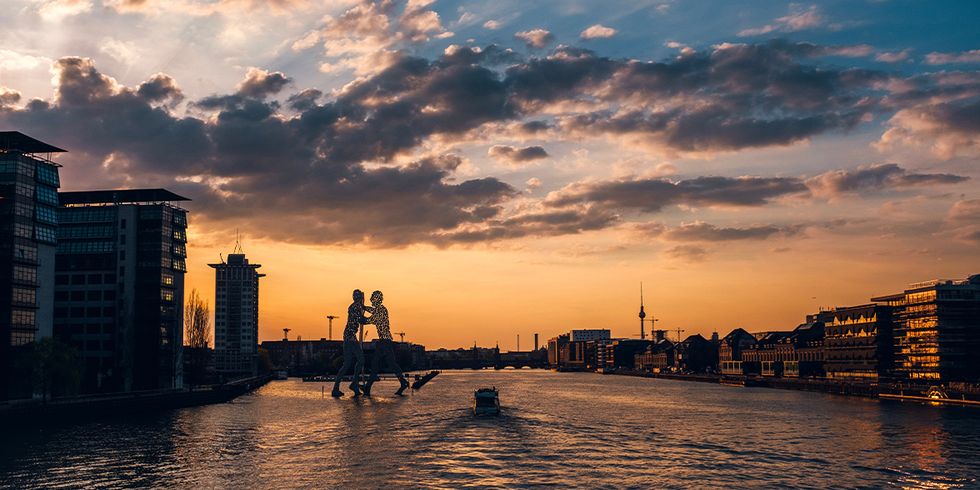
(473, 387), (500, 416)
(411, 370), (440, 390)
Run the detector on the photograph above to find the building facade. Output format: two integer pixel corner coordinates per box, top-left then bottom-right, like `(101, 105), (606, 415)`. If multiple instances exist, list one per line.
(570, 329), (611, 342)
(210, 253), (264, 377)
(53, 189), (189, 393)
(872, 276), (980, 382)
(0, 132), (63, 400)
(823, 304), (893, 381)
(718, 328), (757, 376)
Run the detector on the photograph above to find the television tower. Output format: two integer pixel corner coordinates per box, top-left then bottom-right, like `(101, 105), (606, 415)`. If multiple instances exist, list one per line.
(638, 282), (647, 340)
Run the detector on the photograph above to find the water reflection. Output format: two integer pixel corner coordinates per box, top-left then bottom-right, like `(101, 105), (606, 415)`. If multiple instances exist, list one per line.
(2, 371), (980, 488)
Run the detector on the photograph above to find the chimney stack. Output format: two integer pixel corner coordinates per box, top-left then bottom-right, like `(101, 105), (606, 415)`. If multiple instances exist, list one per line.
(534, 333), (539, 351)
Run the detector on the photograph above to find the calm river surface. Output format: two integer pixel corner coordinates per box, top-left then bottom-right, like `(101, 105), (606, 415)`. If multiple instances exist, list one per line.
(3, 370), (980, 488)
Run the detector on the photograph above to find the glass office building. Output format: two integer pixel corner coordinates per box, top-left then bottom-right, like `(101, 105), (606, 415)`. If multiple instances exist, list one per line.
(872, 276), (980, 382)
(0, 132), (63, 400)
(54, 189), (189, 392)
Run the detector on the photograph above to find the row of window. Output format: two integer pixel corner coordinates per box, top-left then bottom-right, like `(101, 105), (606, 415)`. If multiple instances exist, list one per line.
(12, 287), (36, 305)
(54, 306), (117, 318)
(11, 308), (36, 326)
(57, 241), (115, 254)
(56, 273), (117, 285)
(55, 289), (118, 302)
(58, 224), (115, 239)
(59, 207), (116, 224)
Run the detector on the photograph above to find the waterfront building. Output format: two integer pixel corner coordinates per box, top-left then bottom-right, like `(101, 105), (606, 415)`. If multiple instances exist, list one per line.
(210, 253), (264, 377)
(718, 328), (756, 376)
(823, 304), (894, 382)
(634, 335), (674, 372)
(743, 318), (825, 378)
(0, 132), (63, 400)
(547, 334), (568, 366)
(570, 329), (611, 342)
(54, 189), (189, 393)
(742, 332), (790, 376)
(601, 339), (652, 370)
(673, 334), (717, 373)
(871, 275), (980, 382)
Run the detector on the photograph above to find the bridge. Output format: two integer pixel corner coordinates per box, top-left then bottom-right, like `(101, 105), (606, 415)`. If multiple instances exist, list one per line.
(494, 351), (548, 369)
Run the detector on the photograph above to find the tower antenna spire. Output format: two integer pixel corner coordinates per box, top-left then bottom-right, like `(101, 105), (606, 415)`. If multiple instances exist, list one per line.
(638, 281), (647, 340)
(233, 228), (244, 254)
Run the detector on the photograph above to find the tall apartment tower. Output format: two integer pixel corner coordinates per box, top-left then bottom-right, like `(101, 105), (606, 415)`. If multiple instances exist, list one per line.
(210, 252), (264, 377)
(54, 189), (189, 393)
(0, 132), (63, 400)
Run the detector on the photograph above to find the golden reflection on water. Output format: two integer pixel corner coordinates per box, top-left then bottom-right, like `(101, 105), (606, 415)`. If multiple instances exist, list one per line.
(2, 371), (979, 488)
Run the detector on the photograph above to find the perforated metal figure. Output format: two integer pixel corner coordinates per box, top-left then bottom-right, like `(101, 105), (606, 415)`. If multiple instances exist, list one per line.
(363, 290), (410, 396)
(331, 289), (369, 397)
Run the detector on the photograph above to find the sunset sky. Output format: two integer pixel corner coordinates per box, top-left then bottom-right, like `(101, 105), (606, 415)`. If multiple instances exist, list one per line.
(1, 0), (978, 349)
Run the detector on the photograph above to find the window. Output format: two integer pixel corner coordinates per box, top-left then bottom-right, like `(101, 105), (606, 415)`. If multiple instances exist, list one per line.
(103, 290), (116, 300)
(87, 290), (101, 301)
(14, 223), (32, 238)
(11, 309), (36, 326)
(71, 275), (86, 285)
(104, 273), (116, 283)
(14, 243), (37, 262)
(36, 186), (58, 205)
(56, 275), (70, 285)
(12, 288), (36, 305)
(35, 225), (56, 243)
(10, 330), (34, 346)
(55, 291), (69, 301)
(161, 290), (174, 302)
(71, 291), (85, 301)
(14, 201), (32, 217)
(70, 307), (84, 318)
(13, 266), (37, 284)
(162, 274), (174, 286)
(36, 164), (59, 186)
(120, 218), (126, 229)
(87, 274), (103, 284)
(36, 205), (57, 224)
(86, 307), (102, 318)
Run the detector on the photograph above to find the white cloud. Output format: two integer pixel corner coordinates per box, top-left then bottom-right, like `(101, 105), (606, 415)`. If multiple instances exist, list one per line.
(515, 28), (554, 49)
(925, 49), (980, 65)
(738, 4), (825, 37)
(483, 19), (501, 30)
(580, 24), (617, 40)
(0, 50), (48, 71)
(37, 0), (92, 21)
(875, 49), (912, 63)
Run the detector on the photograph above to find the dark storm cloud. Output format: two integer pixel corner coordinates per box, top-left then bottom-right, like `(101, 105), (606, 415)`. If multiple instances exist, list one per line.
(502, 40), (886, 151)
(663, 222), (801, 242)
(0, 88), (22, 107)
(547, 176), (808, 212)
(487, 145), (549, 163)
(807, 163), (969, 197)
(0, 37), (969, 247)
(136, 74), (184, 105)
(433, 206), (618, 244)
(236, 68), (292, 98)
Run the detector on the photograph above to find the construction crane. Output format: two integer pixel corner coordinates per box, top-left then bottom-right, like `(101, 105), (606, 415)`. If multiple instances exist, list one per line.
(282, 328), (291, 341)
(673, 327), (685, 343)
(326, 315), (338, 340)
(394, 332), (406, 343)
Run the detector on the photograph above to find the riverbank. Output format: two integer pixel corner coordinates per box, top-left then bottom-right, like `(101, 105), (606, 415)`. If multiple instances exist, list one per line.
(0, 375), (272, 426)
(603, 369), (980, 407)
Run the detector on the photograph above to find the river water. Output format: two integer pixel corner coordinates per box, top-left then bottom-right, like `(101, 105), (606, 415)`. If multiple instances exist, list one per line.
(3, 370), (980, 488)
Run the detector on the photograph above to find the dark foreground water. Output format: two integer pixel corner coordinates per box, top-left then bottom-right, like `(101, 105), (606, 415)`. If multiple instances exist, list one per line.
(3, 371), (980, 488)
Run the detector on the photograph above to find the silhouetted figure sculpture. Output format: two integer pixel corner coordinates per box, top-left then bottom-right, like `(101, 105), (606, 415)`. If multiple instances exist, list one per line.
(363, 291), (410, 396)
(332, 289), (369, 397)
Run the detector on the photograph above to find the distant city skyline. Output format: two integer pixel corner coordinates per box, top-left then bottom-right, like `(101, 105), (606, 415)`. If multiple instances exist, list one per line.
(1, 1), (978, 349)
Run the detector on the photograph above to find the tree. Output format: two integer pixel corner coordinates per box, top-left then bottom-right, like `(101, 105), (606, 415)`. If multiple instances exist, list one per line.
(184, 289), (212, 386)
(184, 288), (211, 348)
(31, 338), (81, 401)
